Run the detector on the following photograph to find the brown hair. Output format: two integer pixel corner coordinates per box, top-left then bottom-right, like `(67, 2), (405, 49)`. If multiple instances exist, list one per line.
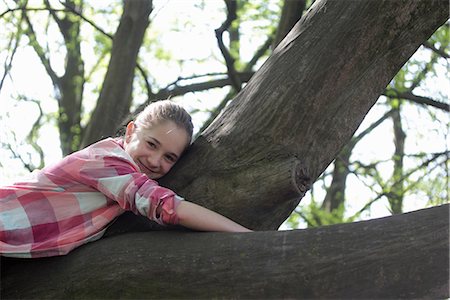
(134, 100), (194, 143)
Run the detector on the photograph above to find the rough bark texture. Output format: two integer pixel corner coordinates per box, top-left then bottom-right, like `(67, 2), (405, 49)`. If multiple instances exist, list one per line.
(273, 0), (306, 48)
(81, 0), (152, 148)
(160, 0), (449, 230)
(2, 204), (448, 299)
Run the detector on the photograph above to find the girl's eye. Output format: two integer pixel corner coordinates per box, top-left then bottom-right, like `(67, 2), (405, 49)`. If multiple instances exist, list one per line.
(165, 155), (176, 163)
(147, 141), (157, 149)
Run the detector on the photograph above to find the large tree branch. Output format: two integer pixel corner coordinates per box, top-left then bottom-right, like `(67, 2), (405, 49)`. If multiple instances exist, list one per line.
(160, 0), (450, 230)
(2, 204), (448, 298)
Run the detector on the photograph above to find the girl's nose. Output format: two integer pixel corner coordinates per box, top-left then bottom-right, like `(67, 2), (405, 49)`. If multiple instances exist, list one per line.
(147, 155), (161, 169)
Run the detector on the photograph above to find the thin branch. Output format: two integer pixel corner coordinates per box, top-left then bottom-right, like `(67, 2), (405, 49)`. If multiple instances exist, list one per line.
(5, 142), (34, 172)
(0, 6), (66, 19)
(164, 72), (228, 90)
(215, 0), (241, 92)
(383, 89), (450, 112)
(61, 1), (153, 98)
(197, 90), (235, 135)
(25, 98), (45, 169)
(136, 59), (154, 99)
(349, 109), (396, 148)
(6, 2), (154, 100)
(244, 34), (274, 72)
(409, 51), (439, 91)
(44, 0), (64, 32)
(56, 1), (112, 38)
(126, 72), (255, 130)
(155, 72), (254, 100)
(0, 11), (24, 94)
(423, 41), (450, 59)
(21, 10), (61, 91)
(354, 151), (449, 216)
(199, 34), (275, 134)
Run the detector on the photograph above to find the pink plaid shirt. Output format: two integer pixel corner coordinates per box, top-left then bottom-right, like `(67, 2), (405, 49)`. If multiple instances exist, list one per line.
(0, 138), (182, 258)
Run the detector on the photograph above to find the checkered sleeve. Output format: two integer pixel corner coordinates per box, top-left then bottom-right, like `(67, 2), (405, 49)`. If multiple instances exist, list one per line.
(66, 139), (183, 226)
(0, 138), (184, 258)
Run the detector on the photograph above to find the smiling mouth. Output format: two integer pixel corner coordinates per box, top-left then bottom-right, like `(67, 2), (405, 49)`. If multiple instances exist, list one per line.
(138, 160), (156, 174)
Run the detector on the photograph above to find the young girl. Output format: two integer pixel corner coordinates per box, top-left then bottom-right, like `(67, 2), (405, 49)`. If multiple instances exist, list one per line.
(0, 100), (251, 258)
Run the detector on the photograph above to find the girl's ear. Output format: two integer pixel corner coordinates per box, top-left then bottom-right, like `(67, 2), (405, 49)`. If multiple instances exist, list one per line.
(125, 121), (135, 144)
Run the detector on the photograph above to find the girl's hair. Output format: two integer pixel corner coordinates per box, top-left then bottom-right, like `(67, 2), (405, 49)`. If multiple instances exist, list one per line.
(134, 100), (194, 142)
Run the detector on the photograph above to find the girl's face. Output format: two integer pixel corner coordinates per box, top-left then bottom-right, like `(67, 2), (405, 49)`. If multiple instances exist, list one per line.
(124, 120), (190, 179)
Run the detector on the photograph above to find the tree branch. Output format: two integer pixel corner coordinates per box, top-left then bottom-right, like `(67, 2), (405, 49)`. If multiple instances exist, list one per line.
(55, 0), (112, 38)
(244, 34), (274, 72)
(199, 34), (275, 134)
(383, 89), (450, 112)
(354, 151), (449, 215)
(215, 0), (241, 92)
(0, 6), (66, 19)
(0, 10), (23, 94)
(2, 204), (448, 299)
(156, 71), (253, 99)
(423, 41), (450, 59)
(125, 71), (255, 129)
(43, 0), (64, 33)
(5, 2), (154, 101)
(273, 0), (306, 48)
(58, 0), (153, 98)
(21, 9), (61, 92)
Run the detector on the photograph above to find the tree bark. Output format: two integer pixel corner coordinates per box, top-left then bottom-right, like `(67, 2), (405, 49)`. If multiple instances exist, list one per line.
(57, 0), (85, 155)
(389, 102), (406, 214)
(81, 0), (152, 148)
(2, 204), (448, 299)
(160, 0), (449, 230)
(272, 0), (306, 48)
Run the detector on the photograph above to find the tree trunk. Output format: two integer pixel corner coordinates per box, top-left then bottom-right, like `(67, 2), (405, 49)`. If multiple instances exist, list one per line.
(160, 0), (449, 230)
(320, 109), (395, 223)
(58, 0), (85, 155)
(389, 102), (406, 214)
(81, 0), (152, 148)
(2, 204), (448, 299)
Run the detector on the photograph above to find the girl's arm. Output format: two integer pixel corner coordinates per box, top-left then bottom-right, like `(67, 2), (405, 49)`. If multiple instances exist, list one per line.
(175, 201), (252, 232)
